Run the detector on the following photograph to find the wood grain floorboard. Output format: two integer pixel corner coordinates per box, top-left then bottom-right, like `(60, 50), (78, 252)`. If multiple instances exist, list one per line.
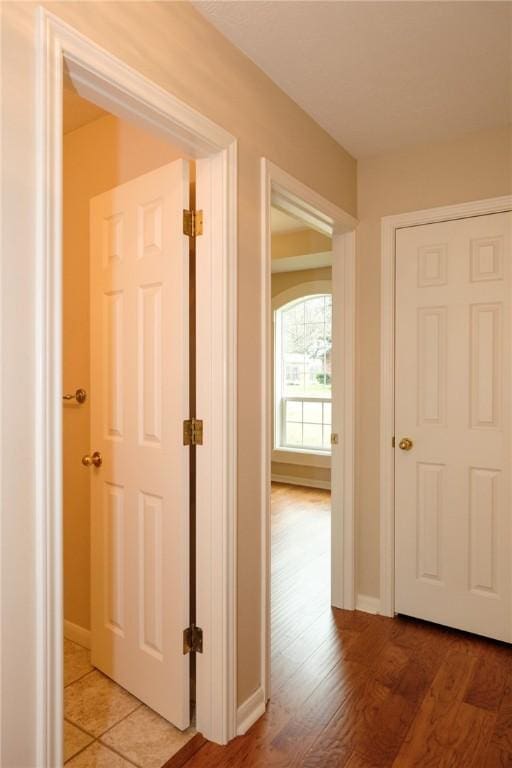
(439, 702), (496, 768)
(464, 656), (506, 711)
(177, 483), (512, 768)
(484, 745), (512, 768)
(392, 651), (477, 767)
(489, 672), (512, 755)
(161, 734), (208, 768)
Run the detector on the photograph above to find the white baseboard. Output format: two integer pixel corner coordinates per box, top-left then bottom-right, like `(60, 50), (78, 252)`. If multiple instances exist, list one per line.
(356, 594), (381, 615)
(236, 686), (266, 736)
(271, 473), (331, 491)
(64, 620), (91, 649)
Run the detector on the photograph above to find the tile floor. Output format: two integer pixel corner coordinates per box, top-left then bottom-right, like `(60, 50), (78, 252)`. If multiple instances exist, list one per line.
(64, 638), (195, 767)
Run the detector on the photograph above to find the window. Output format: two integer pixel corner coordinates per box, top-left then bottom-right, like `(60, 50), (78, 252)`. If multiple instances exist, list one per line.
(274, 294), (332, 453)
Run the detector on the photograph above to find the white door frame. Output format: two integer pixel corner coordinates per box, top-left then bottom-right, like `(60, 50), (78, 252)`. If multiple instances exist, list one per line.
(36, 10), (237, 765)
(379, 194), (512, 618)
(261, 159), (357, 701)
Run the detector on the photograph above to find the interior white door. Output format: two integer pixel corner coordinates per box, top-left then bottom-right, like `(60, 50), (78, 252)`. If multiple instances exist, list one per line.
(89, 160), (190, 728)
(395, 211), (512, 642)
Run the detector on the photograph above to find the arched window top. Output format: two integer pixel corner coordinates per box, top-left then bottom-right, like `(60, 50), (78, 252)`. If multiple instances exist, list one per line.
(276, 291), (332, 322)
(272, 279), (331, 313)
(275, 293), (332, 453)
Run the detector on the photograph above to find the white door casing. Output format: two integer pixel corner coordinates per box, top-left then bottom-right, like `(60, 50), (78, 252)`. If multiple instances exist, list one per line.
(89, 160), (190, 728)
(394, 211), (512, 641)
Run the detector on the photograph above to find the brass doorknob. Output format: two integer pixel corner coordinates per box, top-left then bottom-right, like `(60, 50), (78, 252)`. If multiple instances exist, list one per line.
(398, 437), (413, 451)
(82, 451), (102, 468)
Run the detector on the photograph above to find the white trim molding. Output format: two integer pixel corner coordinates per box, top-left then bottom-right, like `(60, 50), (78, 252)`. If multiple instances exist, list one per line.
(355, 594), (381, 615)
(195, 149), (238, 745)
(330, 228), (356, 612)
(271, 474), (331, 491)
(36, 10), (238, 762)
(63, 621), (91, 650)
(261, 159), (357, 703)
(380, 195), (512, 618)
(236, 687), (266, 736)
(271, 449), (330, 469)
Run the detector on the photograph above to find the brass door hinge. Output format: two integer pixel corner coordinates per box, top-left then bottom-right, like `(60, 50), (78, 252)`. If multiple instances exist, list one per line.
(183, 623), (203, 654)
(183, 418), (203, 446)
(183, 209), (203, 238)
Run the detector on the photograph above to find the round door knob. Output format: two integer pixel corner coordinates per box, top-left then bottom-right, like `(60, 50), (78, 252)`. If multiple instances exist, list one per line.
(82, 451), (102, 467)
(398, 437), (413, 451)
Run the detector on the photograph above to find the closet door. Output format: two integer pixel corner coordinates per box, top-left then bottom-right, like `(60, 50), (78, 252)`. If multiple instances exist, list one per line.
(395, 211), (512, 642)
(89, 160), (190, 728)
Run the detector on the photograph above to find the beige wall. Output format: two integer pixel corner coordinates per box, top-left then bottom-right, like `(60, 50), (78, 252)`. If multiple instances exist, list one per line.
(1, 5), (356, 749)
(63, 113), (187, 630)
(271, 267), (332, 486)
(356, 124), (512, 599)
(272, 462), (330, 485)
(271, 266), (332, 298)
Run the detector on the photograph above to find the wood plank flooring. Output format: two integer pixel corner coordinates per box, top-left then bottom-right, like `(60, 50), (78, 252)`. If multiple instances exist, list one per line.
(180, 482), (512, 767)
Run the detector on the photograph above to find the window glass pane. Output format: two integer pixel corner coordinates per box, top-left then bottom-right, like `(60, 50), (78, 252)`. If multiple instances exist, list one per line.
(325, 296), (332, 324)
(303, 423), (323, 448)
(286, 400), (302, 422)
(305, 296), (325, 323)
(285, 422), (302, 447)
(304, 322), (325, 350)
(304, 321), (330, 394)
(303, 400), (322, 424)
(284, 300), (305, 326)
(283, 323), (305, 356)
(323, 402), (332, 425)
(305, 369), (328, 395)
(284, 365), (305, 396)
(323, 425), (332, 449)
(284, 360), (303, 387)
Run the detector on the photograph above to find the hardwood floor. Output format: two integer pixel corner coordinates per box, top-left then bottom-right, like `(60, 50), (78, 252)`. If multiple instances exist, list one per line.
(180, 482), (512, 767)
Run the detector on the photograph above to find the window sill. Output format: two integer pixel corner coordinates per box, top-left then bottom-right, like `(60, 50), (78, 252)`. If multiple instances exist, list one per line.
(271, 448), (331, 468)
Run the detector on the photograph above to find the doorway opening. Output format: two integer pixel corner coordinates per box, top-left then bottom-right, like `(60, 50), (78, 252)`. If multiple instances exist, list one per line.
(260, 160), (357, 708)
(37, 12), (237, 765)
(62, 79), (199, 766)
(270, 205), (334, 693)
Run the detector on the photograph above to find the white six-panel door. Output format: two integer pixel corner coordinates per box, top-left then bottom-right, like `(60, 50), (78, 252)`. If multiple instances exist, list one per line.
(89, 160), (190, 728)
(395, 211), (512, 641)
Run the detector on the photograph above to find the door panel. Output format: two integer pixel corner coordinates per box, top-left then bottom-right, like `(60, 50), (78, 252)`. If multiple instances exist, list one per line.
(90, 160), (190, 728)
(395, 211), (512, 642)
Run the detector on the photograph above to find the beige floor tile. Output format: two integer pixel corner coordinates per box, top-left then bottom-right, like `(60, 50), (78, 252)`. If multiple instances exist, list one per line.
(101, 705), (195, 768)
(65, 670), (141, 737)
(64, 639), (93, 686)
(63, 720), (94, 762)
(65, 741), (136, 767)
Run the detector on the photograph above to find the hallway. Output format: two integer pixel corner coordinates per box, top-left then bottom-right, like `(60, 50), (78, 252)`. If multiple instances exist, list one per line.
(175, 482), (512, 767)
(271, 482), (331, 665)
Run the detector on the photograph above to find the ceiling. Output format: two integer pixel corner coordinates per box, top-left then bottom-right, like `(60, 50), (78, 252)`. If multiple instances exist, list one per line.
(195, 1), (512, 158)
